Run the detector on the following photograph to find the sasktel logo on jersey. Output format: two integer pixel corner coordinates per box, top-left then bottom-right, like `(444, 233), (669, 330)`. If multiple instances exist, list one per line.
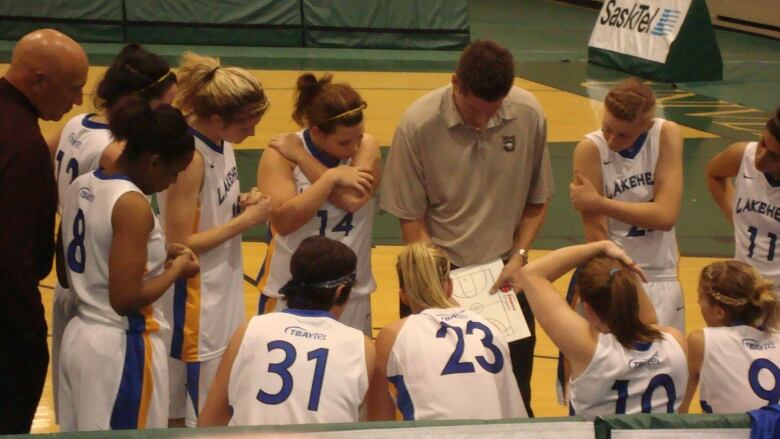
(588, 0), (692, 64)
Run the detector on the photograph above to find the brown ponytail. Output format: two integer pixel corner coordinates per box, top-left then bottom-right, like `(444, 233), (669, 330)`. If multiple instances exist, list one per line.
(292, 72), (365, 134)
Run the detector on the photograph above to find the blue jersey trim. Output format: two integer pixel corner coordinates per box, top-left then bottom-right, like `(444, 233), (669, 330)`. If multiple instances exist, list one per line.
(283, 308), (336, 319)
(190, 127), (224, 154)
(700, 399), (714, 413)
(617, 131), (648, 160)
(170, 278), (187, 360)
(82, 113), (110, 129)
(633, 341), (653, 352)
(110, 329), (145, 429)
(187, 362), (201, 418)
(94, 167), (132, 182)
(388, 374), (415, 420)
(303, 129), (340, 168)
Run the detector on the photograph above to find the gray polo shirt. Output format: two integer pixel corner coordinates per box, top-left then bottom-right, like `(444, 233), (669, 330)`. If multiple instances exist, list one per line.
(380, 84), (554, 267)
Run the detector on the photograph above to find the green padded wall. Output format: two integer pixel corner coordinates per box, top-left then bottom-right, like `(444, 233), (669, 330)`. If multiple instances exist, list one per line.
(303, 0), (469, 49)
(0, 0), (123, 42)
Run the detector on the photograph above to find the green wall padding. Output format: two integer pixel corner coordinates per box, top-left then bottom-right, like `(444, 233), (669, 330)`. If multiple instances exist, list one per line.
(303, 0), (468, 49)
(0, 0), (122, 41)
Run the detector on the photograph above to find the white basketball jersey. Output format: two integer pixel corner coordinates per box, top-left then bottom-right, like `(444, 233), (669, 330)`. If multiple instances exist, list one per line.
(700, 325), (780, 413)
(587, 118), (679, 281)
(733, 142), (780, 293)
(228, 309), (368, 425)
(258, 129), (375, 298)
(55, 113), (113, 214)
(61, 170), (167, 334)
(386, 308), (526, 420)
(158, 129), (244, 362)
(569, 332), (687, 420)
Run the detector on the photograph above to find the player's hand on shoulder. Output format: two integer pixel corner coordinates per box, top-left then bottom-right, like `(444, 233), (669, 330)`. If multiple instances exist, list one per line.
(268, 133), (305, 162)
(327, 165), (374, 195)
(570, 171), (601, 213)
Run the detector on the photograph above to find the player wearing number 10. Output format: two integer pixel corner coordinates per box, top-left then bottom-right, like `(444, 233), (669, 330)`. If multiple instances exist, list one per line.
(681, 261), (780, 414)
(570, 78), (685, 332)
(368, 243), (526, 420)
(511, 241), (688, 420)
(706, 107), (780, 294)
(257, 73), (380, 336)
(199, 236), (374, 426)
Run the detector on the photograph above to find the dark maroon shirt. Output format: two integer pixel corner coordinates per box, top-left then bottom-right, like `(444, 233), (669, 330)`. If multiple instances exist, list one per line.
(0, 77), (56, 341)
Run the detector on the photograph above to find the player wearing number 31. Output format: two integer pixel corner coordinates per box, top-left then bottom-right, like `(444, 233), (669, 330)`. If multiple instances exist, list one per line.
(506, 241), (688, 420)
(199, 236), (374, 426)
(256, 73), (380, 336)
(368, 242), (526, 421)
(570, 78), (684, 332)
(706, 107), (780, 294)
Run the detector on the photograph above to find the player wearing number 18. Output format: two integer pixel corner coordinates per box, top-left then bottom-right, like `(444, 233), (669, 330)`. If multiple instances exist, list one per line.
(510, 241), (688, 420)
(706, 107), (780, 294)
(199, 236), (374, 426)
(680, 261), (780, 414)
(368, 243), (526, 421)
(256, 73), (380, 335)
(58, 96), (198, 431)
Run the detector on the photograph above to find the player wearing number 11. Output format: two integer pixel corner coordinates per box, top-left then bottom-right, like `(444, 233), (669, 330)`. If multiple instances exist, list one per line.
(199, 236), (374, 426)
(368, 243), (526, 420)
(256, 73), (380, 336)
(706, 107), (780, 294)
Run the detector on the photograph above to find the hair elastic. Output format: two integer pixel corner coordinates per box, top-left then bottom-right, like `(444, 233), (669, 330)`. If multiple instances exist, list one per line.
(135, 70), (175, 95)
(608, 268), (621, 280)
(323, 101), (367, 122)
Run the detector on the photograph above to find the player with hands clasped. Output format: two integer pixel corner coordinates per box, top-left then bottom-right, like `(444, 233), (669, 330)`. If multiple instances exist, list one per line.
(58, 96), (198, 431)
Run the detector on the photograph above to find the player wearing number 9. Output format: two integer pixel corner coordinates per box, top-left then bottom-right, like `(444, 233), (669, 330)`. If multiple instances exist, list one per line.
(706, 107), (780, 294)
(367, 242), (526, 421)
(680, 260), (780, 414)
(199, 236), (375, 426)
(510, 241), (688, 420)
(569, 78), (685, 332)
(256, 73), (381, 336)
(58, 96), (198, 431)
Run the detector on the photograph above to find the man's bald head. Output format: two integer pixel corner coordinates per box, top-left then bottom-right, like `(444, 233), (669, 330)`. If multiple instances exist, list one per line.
(6, 29), (88, 121)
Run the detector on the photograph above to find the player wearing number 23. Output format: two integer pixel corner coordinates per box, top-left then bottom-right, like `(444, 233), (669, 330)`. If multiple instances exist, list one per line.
(680, 260), (780, 414)
(706, 107), (780, 294)
(256, 73), (380, 336)
(199, 236), (374, 426)
(501, 241), (688, 420)
(368, 243), (526, 421)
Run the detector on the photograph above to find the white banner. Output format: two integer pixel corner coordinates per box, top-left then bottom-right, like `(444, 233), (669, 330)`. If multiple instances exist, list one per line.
(588, 0), (692, 63)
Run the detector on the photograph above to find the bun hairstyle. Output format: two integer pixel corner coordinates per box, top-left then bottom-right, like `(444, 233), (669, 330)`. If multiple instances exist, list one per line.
(604, 77), (656, 123)
(395, 242), (452, 311)
(292, 73), (366, 134)
(175, 52), (269, 124)
(109, 95), (193, 162)
(95, 44), (176, 111)
(576, 255), (662, 348)
(280, 236), (357, 311)
(699, 260), (780, 331)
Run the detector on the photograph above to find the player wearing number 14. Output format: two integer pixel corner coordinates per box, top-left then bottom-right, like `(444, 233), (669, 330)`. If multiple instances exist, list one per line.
(707, 107), (780, 294)
(256, 73), (380, 336)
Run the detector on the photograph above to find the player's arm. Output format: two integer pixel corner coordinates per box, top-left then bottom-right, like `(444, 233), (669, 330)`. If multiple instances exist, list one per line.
(108, 192), (199, 315)
(258, 147), (372, 236)
(367, 321), (402, 421)
(706, 142), (746, 227)
(200, 321), (250, 426)
(360, 335), (377, 413)
(269, 133), (382, 213)
(679, 329), (704, 413)
(164, 150), (270, 254)
(399, 218), (431, 244)
(570, 138), (608, 241)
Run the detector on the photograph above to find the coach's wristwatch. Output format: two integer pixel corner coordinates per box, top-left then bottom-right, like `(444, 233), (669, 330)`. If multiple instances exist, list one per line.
(515, 248), (529, 265)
